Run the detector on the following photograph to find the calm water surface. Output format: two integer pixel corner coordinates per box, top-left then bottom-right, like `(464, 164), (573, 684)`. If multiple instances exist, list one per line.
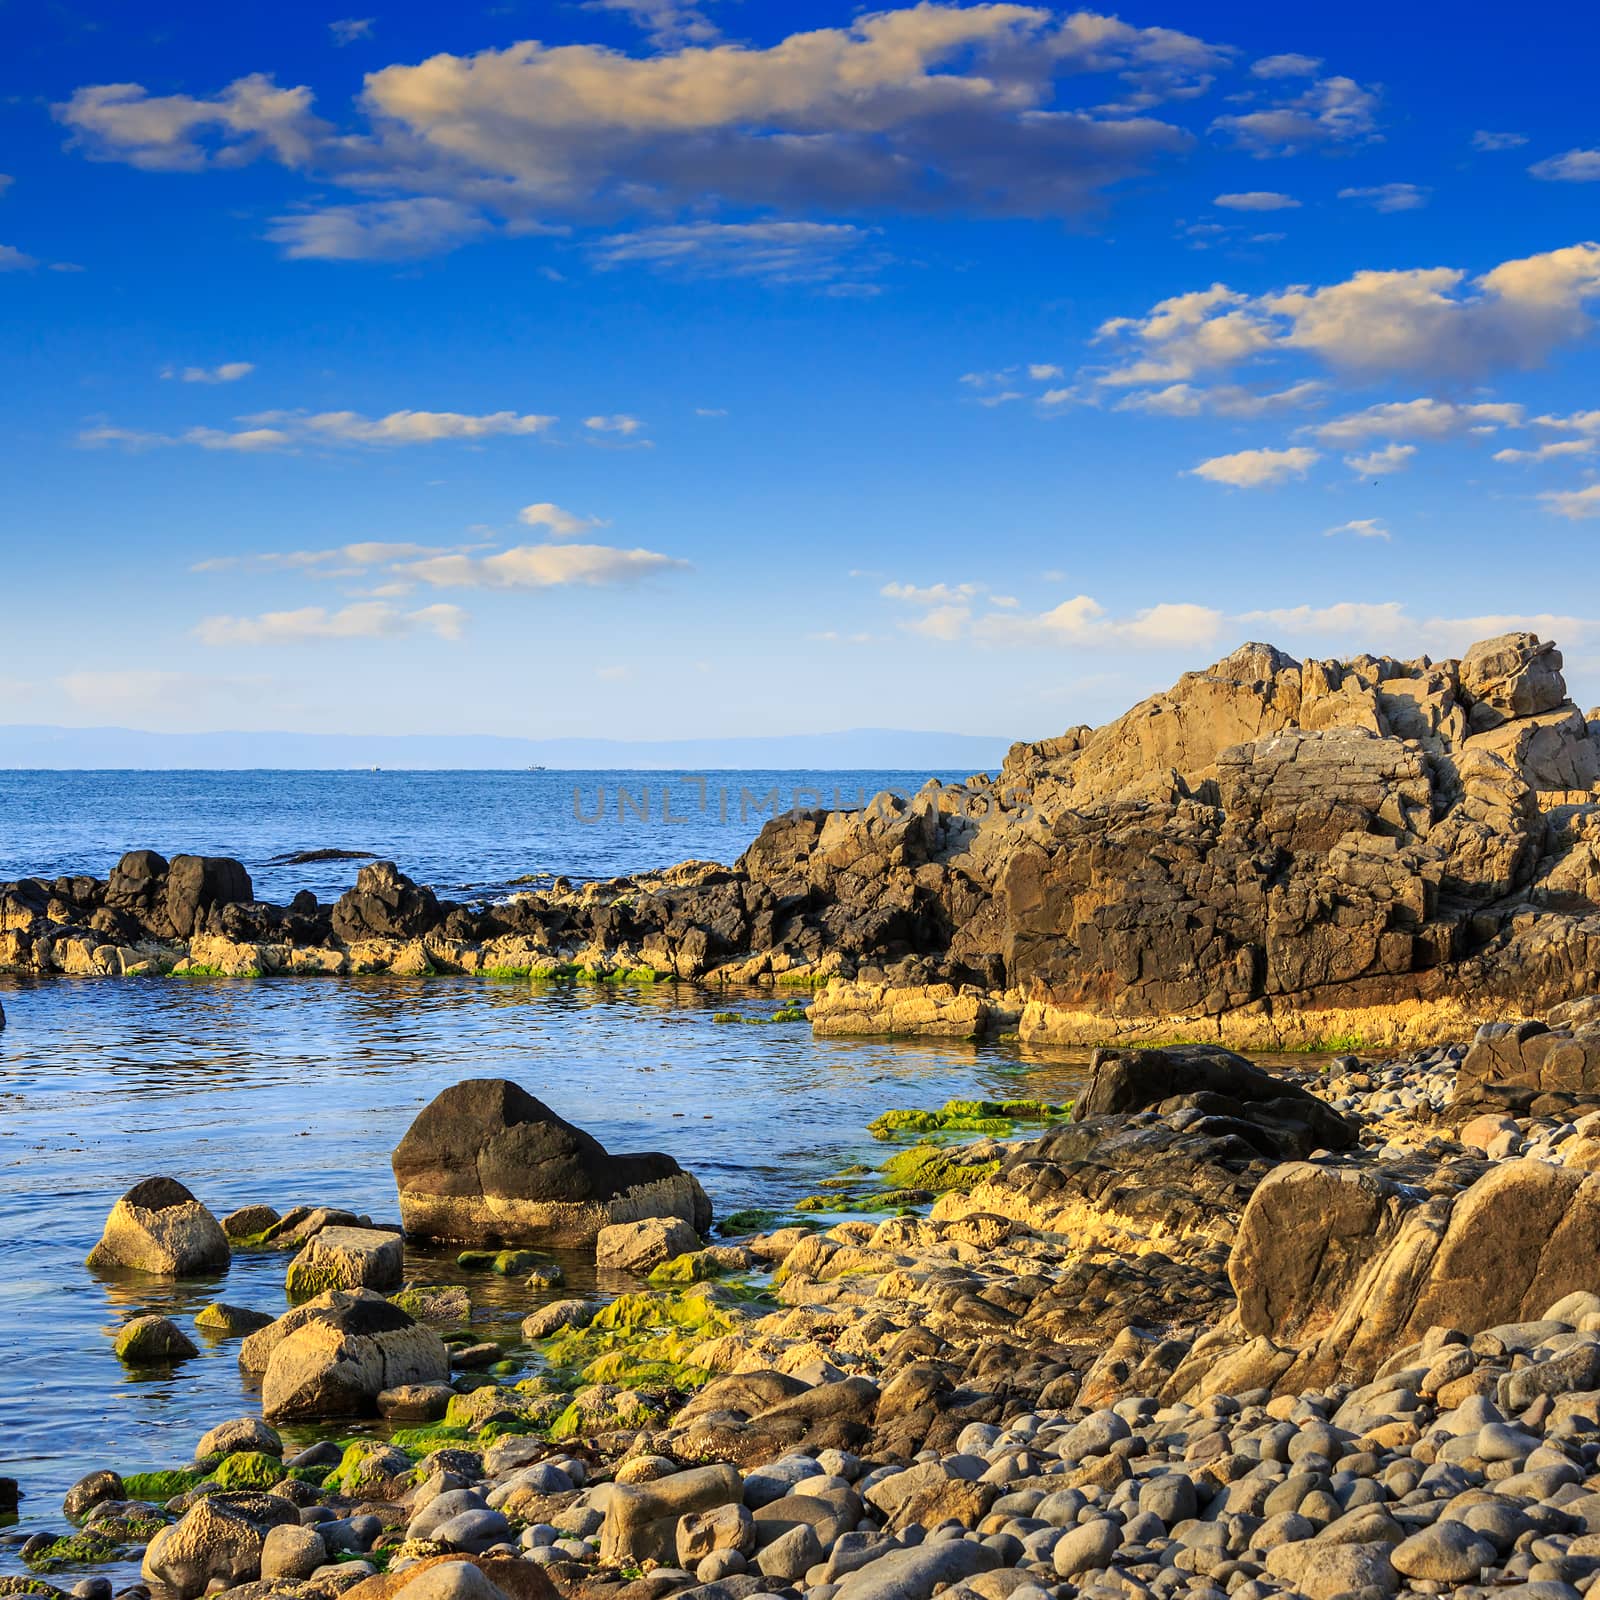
(0, 971), (1090, 1554)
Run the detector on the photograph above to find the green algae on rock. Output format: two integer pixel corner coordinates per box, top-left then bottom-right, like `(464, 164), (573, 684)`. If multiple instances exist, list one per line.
(879, 1143), (1000, 1193)
(867, 1097), (1070, 1140)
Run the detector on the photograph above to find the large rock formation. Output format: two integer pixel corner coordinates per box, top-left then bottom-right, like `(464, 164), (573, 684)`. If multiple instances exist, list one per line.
(391, 1079), (713, 1246)
(1226, 1155), (1600, 1391)
(9, 629), (1600, 1046)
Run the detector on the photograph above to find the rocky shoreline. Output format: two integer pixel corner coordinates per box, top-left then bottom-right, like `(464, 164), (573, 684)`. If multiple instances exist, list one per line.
(17, 1012), (1600, 1600)
(8, 631), (1600, 1051)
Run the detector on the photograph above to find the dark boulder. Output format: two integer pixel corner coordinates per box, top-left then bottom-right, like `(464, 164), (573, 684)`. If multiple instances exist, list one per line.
(392, 1079), (713, 1246)
(1073, 1043), (1356, 1157)
(1452, 1012), (1600, 1117)
(165, 855), (253, 939)
(332, 862), (441, 942)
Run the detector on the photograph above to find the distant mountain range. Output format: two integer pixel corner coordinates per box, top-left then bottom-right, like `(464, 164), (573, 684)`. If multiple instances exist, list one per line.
(0, 724), (1018, 772)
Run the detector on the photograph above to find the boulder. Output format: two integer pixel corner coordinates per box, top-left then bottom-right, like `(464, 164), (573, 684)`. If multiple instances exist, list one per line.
(596, 1216), (701, 1275)
(141, 1492), (299, 1599)
(1072, 1044), (1357, 1157)
(332, 862), (442, 942)
(1454, 1015), (1600, 1117)
(392, 1079), (712, 1246)
(86, 1177), (230, 1276)
(195, 1417), (282, 1462)
(342, 1555), (558, 1600)
(284, 1226), (404, 1299)
(1228, 1157), (1600, 1391)
(165, 855), (253, 939)
(253, 1288), (450, 1420)
(1459, 631), (1567, 729)
(599, 1464), (743, 1566)
(113, 1314), (198, 1364)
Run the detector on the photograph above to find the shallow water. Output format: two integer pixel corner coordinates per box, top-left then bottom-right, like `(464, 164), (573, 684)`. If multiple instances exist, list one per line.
(0, 971), (1090, 1551)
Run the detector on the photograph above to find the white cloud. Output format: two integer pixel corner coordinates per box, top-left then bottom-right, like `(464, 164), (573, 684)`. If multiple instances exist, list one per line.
(1212, 75), (1379, 156)
(1473, 130), (1527, 152)
(881, 580), (981, 605)
(196, 601), (467, 646)
(1339, 182), (1428, 212)
(403, 542), (687, 588)
(1028, 363), (1064, 380)
(1492, 438), (1595, 464)
(1189, 445), (1319, 487)
(267, 198), (494, 261)
(1531, 150), (1600, 183)
(1345, 443), (1416, 475)
(518, 501), (605, 538)
(191, 541), (456, 573)
(81, 407), (557, 452)
(1540, 485), (1600, 520)
(1114, 378), (1324, 418)
(584, 0), (722, 49)
(56, 73), (325, 171)
(1535, 410), (1600, 434)
(590, 221), (880, 286)
(904, 604), (972, 640)
(1310, 398), (1525, 443)
(55, 9), (1229, 252)
(1094, 242), (1600, 390)
(1325, 518), (1390, 540)
(258, 408), (557, 444)
(1213, 190), (1299, 211)
(329, 17), (374, 45)
(0, 244), (39, 270)
(167, 361), (255, 383)
(1250, 53), (1322, 78)
(584, 414), (644, 436)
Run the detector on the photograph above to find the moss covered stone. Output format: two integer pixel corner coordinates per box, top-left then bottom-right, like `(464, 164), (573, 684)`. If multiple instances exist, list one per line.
(880, 1144), (1000, 1193)
(212, 1451), (281, 1491)
(120, 1469), (202, 1501)
(716, 1208), (778, 1235)
(868, 1096), (1070, 1141)
(23, 1532), (121, 1572)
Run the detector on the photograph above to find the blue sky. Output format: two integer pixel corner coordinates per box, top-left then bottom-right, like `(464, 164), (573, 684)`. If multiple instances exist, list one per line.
(3, 0), (1600, 741)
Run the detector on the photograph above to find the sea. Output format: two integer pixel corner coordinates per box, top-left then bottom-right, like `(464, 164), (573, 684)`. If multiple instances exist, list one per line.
(0, 768), (1092, 1563)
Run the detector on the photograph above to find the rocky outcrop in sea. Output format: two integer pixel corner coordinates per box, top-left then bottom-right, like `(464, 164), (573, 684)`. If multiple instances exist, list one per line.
(7, 630), (1600, 1048)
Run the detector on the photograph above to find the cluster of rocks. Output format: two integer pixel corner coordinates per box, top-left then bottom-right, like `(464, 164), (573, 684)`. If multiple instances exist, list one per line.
(10, 632), (1600, 1051)
(31, 1009), (1600, 1600)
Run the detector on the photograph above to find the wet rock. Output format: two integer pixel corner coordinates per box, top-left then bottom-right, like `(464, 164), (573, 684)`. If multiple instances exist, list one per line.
(392, 1079), (712, 1247)
(195, 1303), (274, 1337)
(253, 1288), (450, 1420)
(62, 1472), (124, 1519)
(596, 1217), (701, 1275)
(113, 1315), (198, 1364)
(520, 1300), (593, 1340)
(284, 1226), (404, 1299)
(86, 1178), (229, 1277)
(195, 1419), (281, 1461)
(140, 1493), (298, 1599)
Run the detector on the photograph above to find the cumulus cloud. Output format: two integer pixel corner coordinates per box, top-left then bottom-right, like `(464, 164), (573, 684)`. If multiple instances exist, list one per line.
(1540, 485), (1600, 520)
(1211, 75), (1379, 156)
(518, 502), (605, 537)
(402, 542), (687, 588)
(166, 361), (254, 383)
(196, 601), (467, 646)
(1213, 190), (1299, 210)
(1345, 443), (1416, 476)
(584, 414), (644, 436)
(1339, 182), (1429, 212)
(56, 73), (326, 171)
(1324, 518), (1390, 540)
(0, 244), (39, 270)
(266, 198), (494, 260)
(1095, 243), (1600, 390)
(54, 8), (1238, 260)
(1531, 150), (1600, 183)
(329, 17), (374, 45)
(1535, 410), (1600, 434)
(1188, 445), (1319, 487)
(1309, 398), (1525, 443)
(589, 221), (881, 285)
